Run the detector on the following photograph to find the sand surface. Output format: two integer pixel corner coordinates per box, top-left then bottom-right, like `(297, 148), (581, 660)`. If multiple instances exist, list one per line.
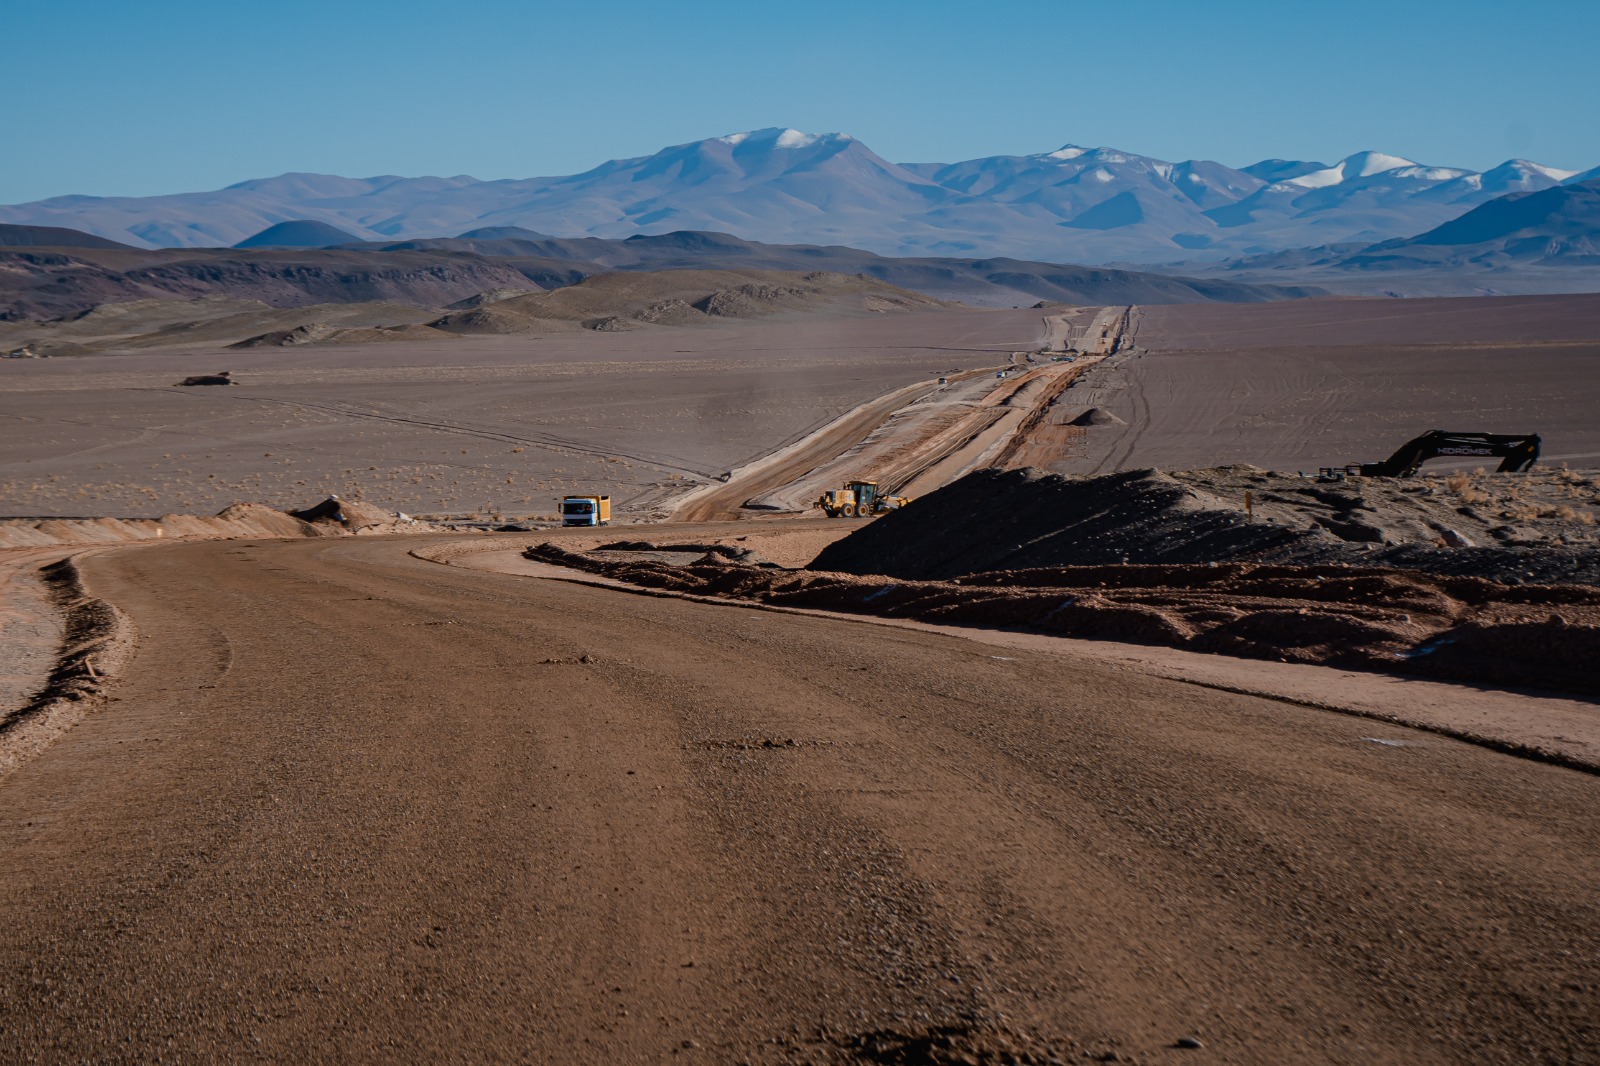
(1, 533), (1596, 1064)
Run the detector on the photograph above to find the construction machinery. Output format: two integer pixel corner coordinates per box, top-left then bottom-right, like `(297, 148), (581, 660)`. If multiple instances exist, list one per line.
(815, 479), (910, 518)
(560, 494), (611, 526)
(1320, 431), (1541, 480)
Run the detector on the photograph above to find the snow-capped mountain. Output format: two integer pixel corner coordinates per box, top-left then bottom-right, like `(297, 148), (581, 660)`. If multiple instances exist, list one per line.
(0, 128), (1591, 265)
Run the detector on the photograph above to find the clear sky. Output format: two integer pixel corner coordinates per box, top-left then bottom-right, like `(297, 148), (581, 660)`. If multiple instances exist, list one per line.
(6, 0), (1597, 204)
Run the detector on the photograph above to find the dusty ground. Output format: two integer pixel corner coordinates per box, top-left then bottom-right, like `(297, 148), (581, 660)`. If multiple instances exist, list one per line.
(1052, 295), (1600, 475)
(5, 294), (1600, 1063)
(1, 533), (1596, 1064)
(0, 308), (1039, 521)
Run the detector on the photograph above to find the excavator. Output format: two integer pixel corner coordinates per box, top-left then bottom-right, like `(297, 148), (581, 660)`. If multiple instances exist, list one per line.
(1321, 431), (1541, 480)
(815, 479), (911, 518)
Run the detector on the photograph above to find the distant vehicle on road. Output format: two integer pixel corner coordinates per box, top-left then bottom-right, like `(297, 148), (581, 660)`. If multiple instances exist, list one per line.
(561, 494), (611, 526)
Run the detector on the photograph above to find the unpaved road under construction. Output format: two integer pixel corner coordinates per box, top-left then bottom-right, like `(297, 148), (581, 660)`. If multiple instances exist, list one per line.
(2, 532), (1597, 1064)
(673, 309), (1124, 522)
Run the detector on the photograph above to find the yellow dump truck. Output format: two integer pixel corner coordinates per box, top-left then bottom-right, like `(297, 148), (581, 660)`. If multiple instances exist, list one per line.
(561, 494), (611, 527)
(815, 480), (910, 518)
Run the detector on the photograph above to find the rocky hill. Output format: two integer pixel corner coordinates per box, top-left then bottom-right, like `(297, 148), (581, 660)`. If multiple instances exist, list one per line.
(0, 227), (1321, 322)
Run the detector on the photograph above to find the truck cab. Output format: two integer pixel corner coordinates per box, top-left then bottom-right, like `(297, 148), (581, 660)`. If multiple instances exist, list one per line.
(561, 494), (611, 526)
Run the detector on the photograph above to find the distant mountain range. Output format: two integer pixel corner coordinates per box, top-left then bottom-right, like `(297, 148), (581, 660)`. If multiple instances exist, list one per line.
(2, 127), (1593, 265)
(1186, 178), (1600, 288)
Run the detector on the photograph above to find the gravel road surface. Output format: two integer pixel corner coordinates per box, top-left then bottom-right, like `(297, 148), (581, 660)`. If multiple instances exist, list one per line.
(2, 535), (1596, 1063)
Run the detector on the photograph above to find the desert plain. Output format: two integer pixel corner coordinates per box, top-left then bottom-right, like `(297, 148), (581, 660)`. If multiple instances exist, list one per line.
(3, 288), (1599, 1063)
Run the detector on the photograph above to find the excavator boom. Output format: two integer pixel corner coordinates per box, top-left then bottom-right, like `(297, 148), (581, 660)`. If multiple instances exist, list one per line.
(1358, 431), (1541, 478)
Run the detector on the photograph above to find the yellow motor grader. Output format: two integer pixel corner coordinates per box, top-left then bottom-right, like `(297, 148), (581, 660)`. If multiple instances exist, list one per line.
(815, 479), (910, 518)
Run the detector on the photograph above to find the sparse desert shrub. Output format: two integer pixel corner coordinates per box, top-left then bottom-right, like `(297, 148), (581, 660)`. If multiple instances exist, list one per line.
(1446, 472), (1488, 505)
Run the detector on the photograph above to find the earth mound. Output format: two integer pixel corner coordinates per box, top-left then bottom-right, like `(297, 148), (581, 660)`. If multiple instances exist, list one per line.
(811, 467), (1600, 586)
(230, 323), (344, 347)
(1068, 407), (1125, 426)
(290, 496), (416, 533)
(443, 288), (539, 310)
(0, 497), (433, 548)
(693, 284), (809, 317)
(428, 305), (545, 335)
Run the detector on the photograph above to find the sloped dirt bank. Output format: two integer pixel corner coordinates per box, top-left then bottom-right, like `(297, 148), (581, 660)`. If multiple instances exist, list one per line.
(0, 497), (435, 549)
(810, 466), (1600, 586)
(0, 557), (134, 777)
(523, 543), (1600, 701)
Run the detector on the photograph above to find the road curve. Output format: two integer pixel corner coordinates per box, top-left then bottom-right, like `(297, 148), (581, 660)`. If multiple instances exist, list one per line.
(1, 534), (1596, 1064)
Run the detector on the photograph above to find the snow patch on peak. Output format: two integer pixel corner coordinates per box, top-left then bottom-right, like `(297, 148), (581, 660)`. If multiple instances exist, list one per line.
(775, 129), (821, 149)
(1392, 166), (1470, 182)
(1088, 167), (1114, 183)
(716, 128), (847, 150)
(1343, 151), (1418, 177)
(1047, 145), (1087, 161)
(1516, 159), (1578, 181)
(1286, 151), (1426, 189)
(1286, 166), (1345, 189)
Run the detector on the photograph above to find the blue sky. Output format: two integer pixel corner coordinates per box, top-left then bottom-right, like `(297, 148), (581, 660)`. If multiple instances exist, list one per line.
(6, 0), (1597, 203)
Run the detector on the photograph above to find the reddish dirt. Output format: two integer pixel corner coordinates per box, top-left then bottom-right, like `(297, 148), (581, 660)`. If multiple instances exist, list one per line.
(1, 535), (1597, 1063)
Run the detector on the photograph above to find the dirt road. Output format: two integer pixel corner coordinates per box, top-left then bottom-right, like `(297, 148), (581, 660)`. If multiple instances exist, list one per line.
(2, 534), (1596, 1063)
(674, 312), (1121, 521)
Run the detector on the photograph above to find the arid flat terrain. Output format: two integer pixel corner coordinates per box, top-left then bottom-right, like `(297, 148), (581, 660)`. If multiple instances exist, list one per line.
(0, 308), (1039, 521)
(4, 293), (1599, 1064)
(1053, 294), (1600, 474)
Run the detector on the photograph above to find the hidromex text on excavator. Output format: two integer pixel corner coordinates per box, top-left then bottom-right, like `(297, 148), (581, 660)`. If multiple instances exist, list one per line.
(1321, 431), (1541, 481)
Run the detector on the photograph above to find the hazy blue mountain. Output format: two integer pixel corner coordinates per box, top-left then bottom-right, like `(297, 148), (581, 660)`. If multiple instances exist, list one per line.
(0, 128), (1591, 265)
(0, 223), (135, 249)
(1349, 179), (1600, 266)
(234, 219), (362, 248)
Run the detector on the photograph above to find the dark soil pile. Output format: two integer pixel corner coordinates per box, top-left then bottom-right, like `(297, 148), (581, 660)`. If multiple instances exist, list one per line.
(811, 467), (1600, 586)
(1068, 407), (1125, 426)
(525, 543), (1600, 698)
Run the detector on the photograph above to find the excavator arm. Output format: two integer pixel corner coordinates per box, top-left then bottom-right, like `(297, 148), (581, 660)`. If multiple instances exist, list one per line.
(1358, 431), (1541, 478)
